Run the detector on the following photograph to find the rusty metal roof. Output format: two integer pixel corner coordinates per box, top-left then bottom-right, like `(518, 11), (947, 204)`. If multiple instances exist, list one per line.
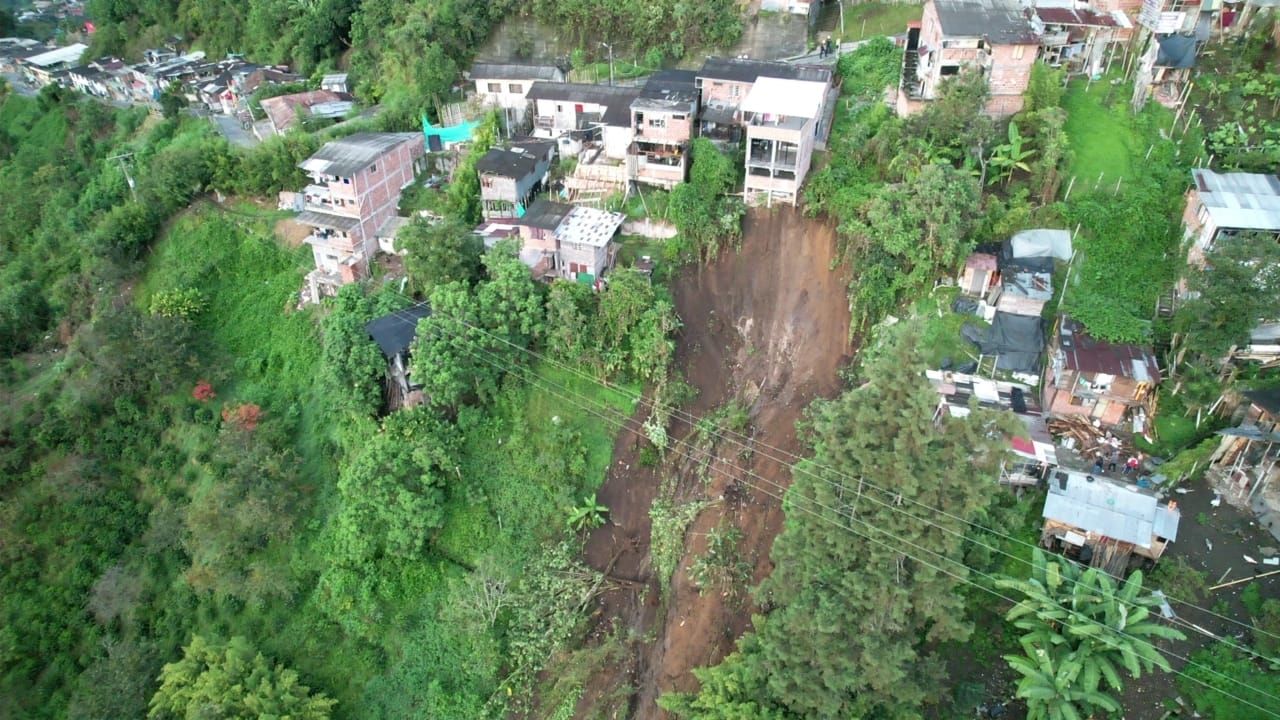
(1056, 316), (1160, 383)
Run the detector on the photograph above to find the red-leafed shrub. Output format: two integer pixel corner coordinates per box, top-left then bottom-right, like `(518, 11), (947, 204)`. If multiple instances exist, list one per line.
(221, 402), (262, 431)
(193, 380), (216, 402)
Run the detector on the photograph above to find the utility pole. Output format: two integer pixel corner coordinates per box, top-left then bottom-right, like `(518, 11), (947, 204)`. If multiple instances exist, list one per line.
(107, 152), (137, 201)
(599, 42), (615, 86)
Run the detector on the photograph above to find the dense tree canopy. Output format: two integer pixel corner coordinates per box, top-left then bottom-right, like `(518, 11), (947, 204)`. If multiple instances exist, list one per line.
(1174, 231), (1280, 362)
(664, 328), (1017, 718)
(669, 137), (744, 262)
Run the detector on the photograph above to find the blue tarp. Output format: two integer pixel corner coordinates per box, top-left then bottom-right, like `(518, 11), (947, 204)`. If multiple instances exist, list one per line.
(422, 114), (479, 148)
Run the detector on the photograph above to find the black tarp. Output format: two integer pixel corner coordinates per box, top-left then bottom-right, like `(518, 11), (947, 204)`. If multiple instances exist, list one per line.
(1156, 34), (1198, 68)
(961, 312), (1045, 374)
(951, 295), (980, 315)
(998, 241), (1055, 273)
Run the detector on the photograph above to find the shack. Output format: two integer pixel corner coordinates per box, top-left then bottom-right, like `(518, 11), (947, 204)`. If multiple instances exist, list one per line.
(365, 304), (431, 409)
(1041, 468), (1181, 575)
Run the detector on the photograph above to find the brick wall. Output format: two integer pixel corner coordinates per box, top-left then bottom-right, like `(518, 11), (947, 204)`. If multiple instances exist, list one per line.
(633, 108), (694, 144)
(697, 77), (752, 107)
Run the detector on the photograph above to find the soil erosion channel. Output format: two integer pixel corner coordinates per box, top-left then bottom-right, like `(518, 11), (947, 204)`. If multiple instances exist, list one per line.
(578, 206), (853, 718)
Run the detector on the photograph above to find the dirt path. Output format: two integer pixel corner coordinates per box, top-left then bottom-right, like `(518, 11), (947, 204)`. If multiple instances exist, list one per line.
(578, 207), (852, 718)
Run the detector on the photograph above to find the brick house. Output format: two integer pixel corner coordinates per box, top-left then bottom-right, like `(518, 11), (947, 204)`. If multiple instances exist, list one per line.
(259, 89), (353, 136)
(694, 57), (832, 146)
(475, 137), (557, 219)
(296, 133), (427, 299)
(512, 198), (624, 282)
(627, 70), (699, 189)
(898, 0), (1040, 118)
(471, 61), (567, 125)
(526, 82), (639, 160)
(1044, 315), (1160, 428)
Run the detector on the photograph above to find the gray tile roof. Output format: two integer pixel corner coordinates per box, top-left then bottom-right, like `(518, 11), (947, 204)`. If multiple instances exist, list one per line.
(635, 69), (699, 107)
(471, 62), (564, 81)
(519, 197), (573, 230)
(299, 132), (422, 177)
(525, 82), (640, 108)
(475, 139), (553, 179)
(696, 57), (832, 85)
(934, 0), (1040, 44)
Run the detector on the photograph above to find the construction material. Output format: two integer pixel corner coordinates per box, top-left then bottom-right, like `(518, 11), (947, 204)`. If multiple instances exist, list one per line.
(1047, 415), (1137, 458)
(1210, 567), (1280, 591)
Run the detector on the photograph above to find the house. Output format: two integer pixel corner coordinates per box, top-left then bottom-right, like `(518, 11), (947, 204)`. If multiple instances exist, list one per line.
(928, 368), (1057, 485)
(365, 304), (432, 408)
(320, 72), (349, 94)
(627, 70), (699, 189)
(898, 0), (1040, 118)
(526, 82), (639, 157)
(19, 42), (88, 86)
(0, 38), (45, 74)
(259, 89), (354, 136)
(695, 57), (833, 146)
(512, 198), (624, 282)
(1041, 468), (1181, 574)
(1044, 315), (1160, 429)
(1182, 169), (1280, 267)
(296, 132), (427, 300)
(742, 76), (831, 206)
(476, 137), (557, 219)
(960, 253), (999, 297)
(1032, 6), (1130, 77)
(471, 61), (567, 125)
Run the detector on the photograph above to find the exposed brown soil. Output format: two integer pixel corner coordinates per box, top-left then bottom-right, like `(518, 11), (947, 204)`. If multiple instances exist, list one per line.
(577, 206), (852, 718)
(275, 217), (312, 249)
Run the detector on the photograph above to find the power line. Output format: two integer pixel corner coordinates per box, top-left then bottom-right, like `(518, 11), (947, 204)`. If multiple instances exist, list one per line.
(376, 293), (1280, 648)
(443, 335), (1280, 717)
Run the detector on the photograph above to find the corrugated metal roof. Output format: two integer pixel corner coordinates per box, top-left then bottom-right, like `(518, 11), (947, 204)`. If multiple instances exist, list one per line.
(697, 57), (832, 84)
(1191, 169), (1280, 231)
(935, 0), (1040, 44)
(1043, 470), (1180, 547)
(23, 42), (87, 67)
(1035, 6), (1118, 26)
(470, 62), (564, 81)
(297, 210), (360, 232)
(365, 304), (431, 357)
(299, 132), (421, 177)
(1056, 315), (1160, 382)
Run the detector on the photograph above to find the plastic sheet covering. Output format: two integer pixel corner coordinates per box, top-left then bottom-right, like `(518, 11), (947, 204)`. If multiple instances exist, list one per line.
(961, 312), (1046, 374)
(1010, 229), (1073, 261)
(1156, 34), (1197, 68)
(951, 295), (980, 315)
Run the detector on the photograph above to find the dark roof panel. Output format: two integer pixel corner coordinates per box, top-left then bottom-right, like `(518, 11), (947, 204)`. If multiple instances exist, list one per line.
(475, 139), (553, 178)
(696, 57), (832, 84)
(636, 69), (699, 105)
(520, 197), (573, 230)
(470, 61), (564, 81)
(366, 304), (432, 357)
(935, 0), (1040, 44)
(525, 81), (641, 108)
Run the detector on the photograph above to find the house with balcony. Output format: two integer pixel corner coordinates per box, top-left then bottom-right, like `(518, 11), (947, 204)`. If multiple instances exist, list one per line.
(512, 198), (625, 283)
(898, 0), (1040, 118)
(471, 61), (567, 125)
(1044, 315), (1160, 429)
(18, 42), (87, 86)
(741, 76), (831, 207)
(476, 138), (557, 219)
(1032, 6), (1130, 77)
(627, 70), (699, 189)
(295, 132), (427, 300)
(694, 57), (833, 146)
(526, 82), (639, 157)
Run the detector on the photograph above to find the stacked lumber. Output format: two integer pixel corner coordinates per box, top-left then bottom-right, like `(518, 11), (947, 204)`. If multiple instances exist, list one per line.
(1046, 415), (1136, 459)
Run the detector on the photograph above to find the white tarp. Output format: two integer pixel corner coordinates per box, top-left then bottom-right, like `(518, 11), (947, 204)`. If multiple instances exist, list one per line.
(1010, 229), (1073, 261)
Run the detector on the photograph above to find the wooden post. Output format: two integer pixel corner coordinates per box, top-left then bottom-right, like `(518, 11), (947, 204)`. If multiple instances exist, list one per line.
(1063, 175), (1076, 201)
(1211, 567), (1280, 591)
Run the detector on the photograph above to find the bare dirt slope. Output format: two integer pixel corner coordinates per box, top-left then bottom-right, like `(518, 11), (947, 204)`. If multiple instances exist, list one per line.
(578, 207), (852, 718)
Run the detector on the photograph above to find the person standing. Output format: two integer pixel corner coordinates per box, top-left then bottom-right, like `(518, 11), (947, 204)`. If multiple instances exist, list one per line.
(1124, 455), (1140, 475)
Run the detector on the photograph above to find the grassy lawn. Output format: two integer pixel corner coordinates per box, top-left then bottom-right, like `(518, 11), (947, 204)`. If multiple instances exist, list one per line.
(1062, 76), (1136, 187)
(839, 2), (922, 41)
(569, 61), (653, 84)
(911, 286), (988, 369)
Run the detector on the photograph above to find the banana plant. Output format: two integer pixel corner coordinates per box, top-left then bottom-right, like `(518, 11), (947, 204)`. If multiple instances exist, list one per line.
(567, 492), (609, 531)
(987, 121), (1036, 186)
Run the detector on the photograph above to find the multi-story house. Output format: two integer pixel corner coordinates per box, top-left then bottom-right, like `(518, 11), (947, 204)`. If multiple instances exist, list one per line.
(741, 76), (831, 207)
(526, 82), (639, 159)
(512, 198), (624, 283)
(19, 42), (87, 86)
(898, 0), (1040, 118)
(627, 70), (698, 189)
(471, 61), (567, 125)
(695, 57), (832, 146)
(476, 138), (557, 219)
(295, 133), (427, 299)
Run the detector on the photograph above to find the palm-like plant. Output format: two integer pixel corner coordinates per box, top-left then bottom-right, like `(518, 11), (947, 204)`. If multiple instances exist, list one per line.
(567, 492), (609, 532)
(987, 121), (1036, 186)
(997, 550), (1185, 719)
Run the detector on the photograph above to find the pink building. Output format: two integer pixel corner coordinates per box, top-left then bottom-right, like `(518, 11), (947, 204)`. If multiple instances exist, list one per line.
(627, 70), (699, 189)
(695, 57), (832, 145)
(898, 0), (1040, 118)
(296, 133), (427, 299)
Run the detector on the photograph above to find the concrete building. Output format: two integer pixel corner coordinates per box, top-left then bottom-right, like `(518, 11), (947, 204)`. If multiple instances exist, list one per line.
(695, 57), (833, 146)
(471, 61), (567, 125)
(512, 198), (624, 283)
(475, 138), (557, 219)
(627, 70), (699, 189)
(741, 76), (829, 206)
(526, 82), (639, 157)
(898, 0), (1040, 118)
(296, 133), (427, 298)
(19, 42), (87, 86)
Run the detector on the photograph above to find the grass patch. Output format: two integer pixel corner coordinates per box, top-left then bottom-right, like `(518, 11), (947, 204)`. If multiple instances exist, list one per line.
(840, 2), (923, 41)
(1062, 76), (1136, 186)
(911, 286), (987, 369)
(569, 61), (653, 83)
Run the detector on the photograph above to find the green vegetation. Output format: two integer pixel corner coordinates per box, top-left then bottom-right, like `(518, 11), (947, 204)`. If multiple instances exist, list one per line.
(661, 328), (1019, 717)
(997, 550), (1184, 719)
(528, 0), (743, 64)
(1191, 18), (1280, 171)
(1174, 232), (1280, 361)
(668, 137), (745, 263)
(1061, 78), (1134, 185)
(841, 2), (923, 41)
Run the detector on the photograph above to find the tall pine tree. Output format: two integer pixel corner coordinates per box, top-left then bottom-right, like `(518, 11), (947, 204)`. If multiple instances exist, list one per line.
(663, 326), (1016, 719)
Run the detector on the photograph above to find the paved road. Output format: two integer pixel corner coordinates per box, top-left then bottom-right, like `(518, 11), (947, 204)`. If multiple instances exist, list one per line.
(211, 114), (260, 148)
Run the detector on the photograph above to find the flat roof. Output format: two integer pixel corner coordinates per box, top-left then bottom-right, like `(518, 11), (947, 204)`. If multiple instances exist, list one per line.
(24, 42), (87, 68)
(297, 210), (361, 232)
(525, 81), (640, 107)
(1191, 169), (1280, 231)
(300, 132), (421, 177)
(471, 61), (563, 81)
(741, 76), (827, 118)
(1043, 469), (1180, 547)
(634, 69), (699, 108)
(697, 57), (832, 85)
(520, 197), (573, 231)
(935, 0), (1040, 44)
(556, 206), (625, 248)
(475, 143), (550, 179)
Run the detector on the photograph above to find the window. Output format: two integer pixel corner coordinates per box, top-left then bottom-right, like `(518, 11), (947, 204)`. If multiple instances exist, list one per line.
(342, 177), (350, 184)
(940, 65), (961, 76)
(672, 113), (686, 120)
(487, 82), (501, 92)
(369, 163), (376, 173)
(729, 84), (740, 98)
(508, 83), (522, 93)
(1012, 45), (1025, 60)
(648, 117), (666, 129)
(557, 104), (563, 112)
